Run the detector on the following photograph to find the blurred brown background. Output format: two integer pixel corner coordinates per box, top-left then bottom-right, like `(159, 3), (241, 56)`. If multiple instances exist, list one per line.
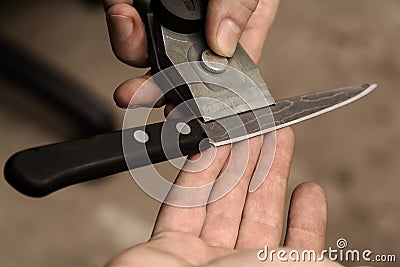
(0, 0), (398, 266)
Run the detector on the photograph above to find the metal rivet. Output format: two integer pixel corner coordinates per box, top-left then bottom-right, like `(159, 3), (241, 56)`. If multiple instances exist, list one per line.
(201, 49), (228, 74)
(134, 130), (149, 143)
(176, 122), (191, 135)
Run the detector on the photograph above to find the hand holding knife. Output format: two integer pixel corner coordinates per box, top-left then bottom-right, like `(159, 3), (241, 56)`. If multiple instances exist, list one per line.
(4, 0), (376, 197)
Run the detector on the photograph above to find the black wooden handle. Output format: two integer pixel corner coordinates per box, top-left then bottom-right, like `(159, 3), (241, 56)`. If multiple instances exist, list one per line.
(4, 118), (208, 197)
(151, 0), (207, 33)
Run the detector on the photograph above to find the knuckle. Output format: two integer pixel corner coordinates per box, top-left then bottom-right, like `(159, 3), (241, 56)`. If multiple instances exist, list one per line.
(237, 0), (260, 13)
(104, 1), (134, 12)
(207, 208), (242, 225)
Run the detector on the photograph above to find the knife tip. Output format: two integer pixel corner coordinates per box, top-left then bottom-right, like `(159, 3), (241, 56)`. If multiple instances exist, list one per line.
(362, 83), (378, 91)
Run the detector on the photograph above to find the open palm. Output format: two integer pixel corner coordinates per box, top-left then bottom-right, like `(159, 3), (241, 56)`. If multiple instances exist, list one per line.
(106, 129), (340, 267)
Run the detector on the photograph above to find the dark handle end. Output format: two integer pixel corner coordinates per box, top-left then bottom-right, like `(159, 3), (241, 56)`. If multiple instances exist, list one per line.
(4, 151), (48, 198)
(4, 131), (126, 197)
(151, 0), (206, 33)
(3, 119), (208, 197)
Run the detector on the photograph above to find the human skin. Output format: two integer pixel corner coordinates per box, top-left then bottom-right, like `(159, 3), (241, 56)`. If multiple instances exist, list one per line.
(102, 1), (372, 266)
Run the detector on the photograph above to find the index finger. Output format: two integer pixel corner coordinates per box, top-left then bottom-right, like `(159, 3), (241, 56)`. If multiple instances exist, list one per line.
(152, 145), (232, 237)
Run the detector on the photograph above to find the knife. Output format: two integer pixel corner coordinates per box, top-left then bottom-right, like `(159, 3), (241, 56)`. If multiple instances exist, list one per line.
(4, 0), (377, 197)
(4, 83), (376, 197)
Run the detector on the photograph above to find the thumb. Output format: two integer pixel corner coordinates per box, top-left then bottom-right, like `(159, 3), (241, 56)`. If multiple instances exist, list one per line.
(205, 0), (259, 57)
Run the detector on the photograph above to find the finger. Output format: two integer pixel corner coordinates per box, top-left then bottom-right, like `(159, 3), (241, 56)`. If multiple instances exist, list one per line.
(284, 182), (328, 252)
(164, 102), (200, 119)
(164, 102), (176, 118)
(206, 0), (260, 57)
(235, 127), (295, 250)
(103, 0), (133, 10)
(164, 102), (186, 119)
(153, 145), (232, 237)
(240, 0), (280, 63)
(113, 74), (166, 108)
(106, 3), (148, 66)
(200, 136), (263, 249)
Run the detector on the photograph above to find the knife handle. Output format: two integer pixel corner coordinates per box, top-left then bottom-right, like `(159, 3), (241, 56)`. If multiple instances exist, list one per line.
(151, 0), (207, 33)
(4, 118), (208, 197)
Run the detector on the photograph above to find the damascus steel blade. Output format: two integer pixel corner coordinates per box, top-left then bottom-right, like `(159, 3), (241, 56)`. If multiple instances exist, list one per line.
(202, 84), (377, 146)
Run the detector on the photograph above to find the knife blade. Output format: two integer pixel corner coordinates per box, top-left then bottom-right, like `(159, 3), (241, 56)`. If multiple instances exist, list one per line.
(134, 0), (276, 121)
(4, 83), (376, 197)
(206, 83), (377, 146)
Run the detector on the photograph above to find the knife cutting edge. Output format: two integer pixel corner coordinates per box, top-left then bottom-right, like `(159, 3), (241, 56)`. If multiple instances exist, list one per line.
(4, 83), (376, 197)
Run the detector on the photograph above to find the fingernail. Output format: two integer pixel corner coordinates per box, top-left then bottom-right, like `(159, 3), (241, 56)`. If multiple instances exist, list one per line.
(216, 19), (241, 57)
(109, 15), (133, 40)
